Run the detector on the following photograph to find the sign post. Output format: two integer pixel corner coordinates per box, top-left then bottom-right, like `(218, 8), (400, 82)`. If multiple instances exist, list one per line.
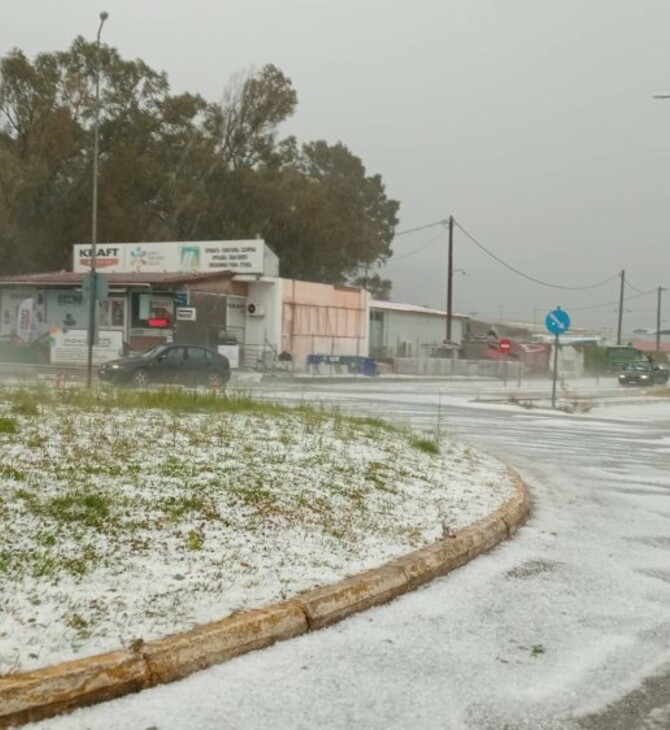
(545, 307), (571, 409)
(499, 338), (511, 386)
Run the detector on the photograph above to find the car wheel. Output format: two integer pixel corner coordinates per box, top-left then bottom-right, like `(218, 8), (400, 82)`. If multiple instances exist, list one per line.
(207, 370), (223, 389)
(131, 369), (149, 387)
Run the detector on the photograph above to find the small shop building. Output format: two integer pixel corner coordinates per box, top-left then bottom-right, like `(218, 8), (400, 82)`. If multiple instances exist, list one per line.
(0, 239), (369, 370)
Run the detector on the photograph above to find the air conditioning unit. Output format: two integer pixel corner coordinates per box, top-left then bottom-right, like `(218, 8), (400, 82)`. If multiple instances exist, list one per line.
(246, 302), (266, 317)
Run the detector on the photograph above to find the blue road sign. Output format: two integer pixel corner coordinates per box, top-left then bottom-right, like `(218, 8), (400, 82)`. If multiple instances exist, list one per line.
(545, 308), (571, 335)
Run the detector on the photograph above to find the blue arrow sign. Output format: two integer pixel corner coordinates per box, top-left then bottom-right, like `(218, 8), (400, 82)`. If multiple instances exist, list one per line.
(545, 308), (571, 335)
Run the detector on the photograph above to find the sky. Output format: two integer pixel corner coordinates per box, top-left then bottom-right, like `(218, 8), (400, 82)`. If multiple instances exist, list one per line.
(4, 0), (670, 335)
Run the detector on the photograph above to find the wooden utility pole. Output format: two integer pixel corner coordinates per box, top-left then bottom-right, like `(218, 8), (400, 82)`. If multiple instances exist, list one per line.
(616, 269), (625, 345)
(446, 215), (454, 342)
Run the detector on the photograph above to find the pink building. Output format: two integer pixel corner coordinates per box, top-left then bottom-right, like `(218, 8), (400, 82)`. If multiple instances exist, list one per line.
(280, 280), (369, 368)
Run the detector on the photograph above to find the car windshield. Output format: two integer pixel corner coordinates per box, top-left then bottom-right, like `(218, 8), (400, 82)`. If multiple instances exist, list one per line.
(139, 346), (168, 359)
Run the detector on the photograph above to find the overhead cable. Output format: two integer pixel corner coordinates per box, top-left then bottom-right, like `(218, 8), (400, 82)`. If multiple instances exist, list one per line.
(624, 278), (656, 296)
(454, 221), (620, 291)
(386, 231), (445, 263)
(393, 220), (448, 237)
(553, 289), (657, 312)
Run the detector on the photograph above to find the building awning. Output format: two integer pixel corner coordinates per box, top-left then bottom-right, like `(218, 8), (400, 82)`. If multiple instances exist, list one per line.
(0, 270), (235, 288)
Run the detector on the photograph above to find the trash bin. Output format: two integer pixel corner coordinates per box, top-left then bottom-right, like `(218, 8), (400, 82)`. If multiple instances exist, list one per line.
(361, 357), (378, 377)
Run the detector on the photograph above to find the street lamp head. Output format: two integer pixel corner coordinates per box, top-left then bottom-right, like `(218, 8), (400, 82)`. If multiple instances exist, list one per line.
(652, 94), (670, 99)
(100, 11), (109, 21)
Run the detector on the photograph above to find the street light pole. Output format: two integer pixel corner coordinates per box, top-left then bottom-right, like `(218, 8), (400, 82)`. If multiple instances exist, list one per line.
(651, 96), (670, 355)
(86, 10), (109, 389)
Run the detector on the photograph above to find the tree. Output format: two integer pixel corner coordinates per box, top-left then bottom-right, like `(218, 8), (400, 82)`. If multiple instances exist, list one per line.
(352, 273), (392, 300)
(0, 40), (400, 283)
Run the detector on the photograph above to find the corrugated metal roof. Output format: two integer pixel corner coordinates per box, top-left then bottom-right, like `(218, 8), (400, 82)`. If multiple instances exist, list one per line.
(370, 300), (468, 318)
(632, 340), (670, 353)
(0, 270), (234, 287)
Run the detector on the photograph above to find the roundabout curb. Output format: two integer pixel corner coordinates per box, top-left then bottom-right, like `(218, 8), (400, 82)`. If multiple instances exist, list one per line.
(0, 474), (530, 728)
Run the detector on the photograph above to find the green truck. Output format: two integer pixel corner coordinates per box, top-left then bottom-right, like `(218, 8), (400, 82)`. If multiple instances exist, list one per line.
(604, 346), (646, 371)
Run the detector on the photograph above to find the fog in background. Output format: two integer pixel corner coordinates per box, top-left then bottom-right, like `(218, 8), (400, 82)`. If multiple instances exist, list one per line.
(5, 0), (670, 335)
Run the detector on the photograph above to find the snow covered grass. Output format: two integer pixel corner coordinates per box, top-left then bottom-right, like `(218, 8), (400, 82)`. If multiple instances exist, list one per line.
(0, 384), (515, 674)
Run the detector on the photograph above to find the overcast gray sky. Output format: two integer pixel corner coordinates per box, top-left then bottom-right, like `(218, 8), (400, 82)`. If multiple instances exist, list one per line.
(5, 0), (670, 334)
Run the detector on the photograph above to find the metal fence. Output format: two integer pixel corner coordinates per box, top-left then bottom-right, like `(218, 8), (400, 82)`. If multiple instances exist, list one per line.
(390, 357), (524, 379)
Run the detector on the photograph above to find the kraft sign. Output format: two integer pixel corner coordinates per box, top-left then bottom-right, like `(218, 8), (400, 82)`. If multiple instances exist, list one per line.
(73, 241), (270, 275)
(76, 247), (121, 269)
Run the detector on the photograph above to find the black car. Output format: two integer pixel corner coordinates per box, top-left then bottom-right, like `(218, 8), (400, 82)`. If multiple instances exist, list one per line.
(617, 361), (669, 387)
(98, 344), (231, 388)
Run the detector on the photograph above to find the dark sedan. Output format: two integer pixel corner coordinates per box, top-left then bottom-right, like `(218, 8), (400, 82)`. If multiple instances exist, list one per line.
(98, 344), (231, 388)
(617, 361), (669, 387)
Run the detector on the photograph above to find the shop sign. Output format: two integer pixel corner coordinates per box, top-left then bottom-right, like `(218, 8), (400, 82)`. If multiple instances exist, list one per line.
(73, 240), (269, 275)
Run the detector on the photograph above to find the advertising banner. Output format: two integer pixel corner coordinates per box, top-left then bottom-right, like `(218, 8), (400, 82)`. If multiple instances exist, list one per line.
(16, 298), (34, 343)
(73, 241), (267, 275)
(50, 329), (124, 365)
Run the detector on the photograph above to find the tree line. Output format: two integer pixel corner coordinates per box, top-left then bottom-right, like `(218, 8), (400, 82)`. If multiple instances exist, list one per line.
(0, 38), (398, 297)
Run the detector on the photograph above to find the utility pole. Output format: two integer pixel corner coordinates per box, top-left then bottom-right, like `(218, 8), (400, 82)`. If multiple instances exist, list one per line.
(616, 269), (625, 345)
(657, 286), (664, 354)
(86, 10), (109, 388)
(446, 215), (454, 342)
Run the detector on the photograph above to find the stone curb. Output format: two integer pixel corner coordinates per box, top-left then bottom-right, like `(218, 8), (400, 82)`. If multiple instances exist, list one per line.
(0, 475), (530, 729)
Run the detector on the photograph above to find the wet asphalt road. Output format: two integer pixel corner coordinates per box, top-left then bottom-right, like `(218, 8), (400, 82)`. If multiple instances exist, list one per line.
(252, 380), (670, 729)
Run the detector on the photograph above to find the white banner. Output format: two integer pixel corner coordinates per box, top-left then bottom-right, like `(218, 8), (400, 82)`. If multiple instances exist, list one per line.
(217, 344), (240, 369)
(16, 298), (34, 343)
(50, 329), (124, 365)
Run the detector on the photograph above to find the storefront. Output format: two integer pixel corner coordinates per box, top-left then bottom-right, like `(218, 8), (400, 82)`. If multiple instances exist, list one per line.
(0, 238), (372, 371)
(0, 270), (244, 365)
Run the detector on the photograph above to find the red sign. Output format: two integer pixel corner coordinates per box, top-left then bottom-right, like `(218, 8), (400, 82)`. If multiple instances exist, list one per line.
(499, 338), (512, 354)
(148, 317), (170, 329)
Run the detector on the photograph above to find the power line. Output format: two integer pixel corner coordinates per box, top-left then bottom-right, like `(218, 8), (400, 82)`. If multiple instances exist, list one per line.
(550, 288), (657, 312)
(386, 230), (445, 264)
(624, 278), (656, 295)
(454, 221), (620, 291)
(394, 220), (448, 237)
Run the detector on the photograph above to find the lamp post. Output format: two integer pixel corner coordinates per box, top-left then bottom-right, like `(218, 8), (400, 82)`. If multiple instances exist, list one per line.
(652, 97), (669, 354)
(86, 10), (109, 389)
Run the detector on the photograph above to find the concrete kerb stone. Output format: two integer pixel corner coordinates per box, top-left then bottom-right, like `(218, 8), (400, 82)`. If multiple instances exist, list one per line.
(0, 650), (150, 729)
(298, 565), (408, 631)
(0, 476), (530, 729)
(141, 601), (308, 685)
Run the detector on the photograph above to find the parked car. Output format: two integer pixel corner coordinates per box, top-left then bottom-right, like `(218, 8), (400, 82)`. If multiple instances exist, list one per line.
(98, 344), (231, 388)
(617, 361), (669, 387)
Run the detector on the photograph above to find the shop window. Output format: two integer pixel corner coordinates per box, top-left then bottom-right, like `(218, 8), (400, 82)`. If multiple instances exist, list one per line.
(99, 298), (125, 328)
(131, 293), (174, 329)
